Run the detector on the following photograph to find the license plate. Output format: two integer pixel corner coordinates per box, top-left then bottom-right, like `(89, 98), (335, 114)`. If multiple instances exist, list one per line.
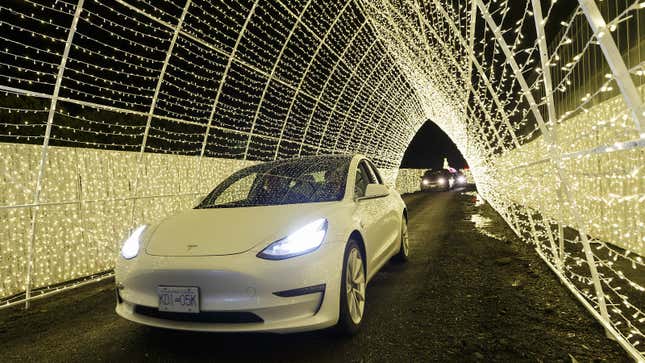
(157, 286), (199, 313)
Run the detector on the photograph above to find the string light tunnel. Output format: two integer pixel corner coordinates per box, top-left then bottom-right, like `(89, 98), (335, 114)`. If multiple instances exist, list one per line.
(0, 0), (643, 358)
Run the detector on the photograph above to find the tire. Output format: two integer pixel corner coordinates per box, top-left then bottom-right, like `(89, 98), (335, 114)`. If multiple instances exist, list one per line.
(336, 240), (366, 335)
(393, 217), (410, 262)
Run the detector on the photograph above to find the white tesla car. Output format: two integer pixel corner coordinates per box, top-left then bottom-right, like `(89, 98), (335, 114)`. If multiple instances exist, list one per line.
(115, 154), (409, 334)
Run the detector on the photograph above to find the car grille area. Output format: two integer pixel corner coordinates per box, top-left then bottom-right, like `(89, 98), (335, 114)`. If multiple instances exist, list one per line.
(134, 305), (264, 324)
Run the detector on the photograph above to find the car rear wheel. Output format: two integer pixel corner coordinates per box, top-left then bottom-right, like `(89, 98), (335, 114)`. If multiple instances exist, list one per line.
(336, 240), (365, 335)
(393, 217), (409, 262)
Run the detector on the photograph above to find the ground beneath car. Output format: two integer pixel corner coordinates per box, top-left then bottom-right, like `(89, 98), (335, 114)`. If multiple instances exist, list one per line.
(0, 189), (629, 362)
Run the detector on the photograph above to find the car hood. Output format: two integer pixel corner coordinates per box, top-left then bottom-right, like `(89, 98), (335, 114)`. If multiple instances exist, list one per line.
(145, 202), (340, 257)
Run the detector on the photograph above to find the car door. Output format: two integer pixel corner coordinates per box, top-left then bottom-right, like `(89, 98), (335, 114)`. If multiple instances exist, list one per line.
(364, 160), (400, 257)
(353, 160), (394, 279)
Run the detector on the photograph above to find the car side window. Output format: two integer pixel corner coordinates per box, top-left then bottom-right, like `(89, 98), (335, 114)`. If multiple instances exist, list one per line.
(365, 160), (383, 184)
(354, 162), (372, 198)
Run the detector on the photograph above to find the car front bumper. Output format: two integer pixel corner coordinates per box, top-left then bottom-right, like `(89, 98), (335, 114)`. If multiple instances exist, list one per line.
(115, 240), (345, 333)
(420, 183), (447, 190)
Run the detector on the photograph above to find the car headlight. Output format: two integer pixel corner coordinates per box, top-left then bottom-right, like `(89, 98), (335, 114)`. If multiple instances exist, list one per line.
(121, 225), (147, 260)
(437, 177), (445, 184)
(257, 218), (328, 260)
(422, 179), (430, 185)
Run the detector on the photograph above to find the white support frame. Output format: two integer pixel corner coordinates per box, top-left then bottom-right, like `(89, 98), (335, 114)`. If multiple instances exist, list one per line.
(475, 0), (618, 353)
(278, 0), (402, 113)
(530, 0), (565, 271)
(139, 0), (192, 156)
(0, 84), (344, 157)
(463, 0), (477, 109)
(296, 20), (369, 156)
(242, 0), (313, 160)
(578, 0), (643, 132)
(342, 48), (392, 152)
(129, 0), (192, 225)
(369, 0), (511, 153)
(273, 0), (353, 160)
(530, 0), (558, 131)
(353, 63), (400, 152)
(197, 0), (258, 170)
(330, 45), (396, 153)
(427, 0), (521, 149)
(25, 0), (85, 309)
(113, 0), (370, 131)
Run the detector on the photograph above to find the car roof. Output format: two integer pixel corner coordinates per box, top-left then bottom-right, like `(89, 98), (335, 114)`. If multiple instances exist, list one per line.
(425, 169), (450, 175)
(254, 154), (355, 168)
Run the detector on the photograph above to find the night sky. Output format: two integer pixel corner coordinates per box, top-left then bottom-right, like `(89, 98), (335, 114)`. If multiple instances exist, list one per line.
(400, 121), (466, 170)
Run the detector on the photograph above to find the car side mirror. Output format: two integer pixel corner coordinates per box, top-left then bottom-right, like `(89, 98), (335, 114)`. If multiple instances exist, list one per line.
(357, 184), (389, 201)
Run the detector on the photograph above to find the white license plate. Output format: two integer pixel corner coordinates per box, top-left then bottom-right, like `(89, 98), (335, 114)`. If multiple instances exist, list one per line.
(157, 286), (200, 313)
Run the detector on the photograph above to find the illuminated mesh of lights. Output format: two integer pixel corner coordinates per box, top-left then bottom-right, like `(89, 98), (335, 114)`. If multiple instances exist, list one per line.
(362, 0), (643, 357)
(0, 0), (643, 358)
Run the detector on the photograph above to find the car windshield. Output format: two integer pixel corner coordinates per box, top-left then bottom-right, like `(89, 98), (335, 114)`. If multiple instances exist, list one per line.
(196, 156), (351, 208)
(424, 170), (449, 178)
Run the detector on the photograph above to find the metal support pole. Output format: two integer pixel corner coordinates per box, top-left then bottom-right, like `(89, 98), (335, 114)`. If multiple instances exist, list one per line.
(578, 0), (643, 132)
(196, 0), (258, 176)
(530, 0), (564, 272)
(475, 0), (611, 330)
(273, 0), (352, 160)
(25, 0), (85, 309)
(360, 72), (407, 153)
(558, 221), (565, 263)
(297, 20), (368, 156)
(376, 0), (515, 152)
(114, 0), (369, 125)
(343, 53), (395, 153)
(242, 0), (312, 160)
(426, 0), (520, 149)
(140, 0), (192, 156)
(464, 0), (477, 109)
(130, 0), (191, 225)
(353, 64), (399, 152)
(530, 0), (557, 134)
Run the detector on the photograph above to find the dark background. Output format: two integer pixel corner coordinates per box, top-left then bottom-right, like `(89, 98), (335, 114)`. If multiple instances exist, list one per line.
(400, 121), (466, 170)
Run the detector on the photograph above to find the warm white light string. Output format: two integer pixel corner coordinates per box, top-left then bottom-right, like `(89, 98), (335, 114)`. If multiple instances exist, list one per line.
(0, 0), (643, 357)
(366, 1), (645, 358)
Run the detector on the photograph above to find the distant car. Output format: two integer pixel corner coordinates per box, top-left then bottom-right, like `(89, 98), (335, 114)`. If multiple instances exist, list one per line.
(115, 154), (409, 335)
(453, 171), (467, 186)
(420, 170), (454, 191)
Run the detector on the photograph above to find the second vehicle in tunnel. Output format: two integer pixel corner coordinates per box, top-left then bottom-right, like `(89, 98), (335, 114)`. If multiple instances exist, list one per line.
(115, 154), (409, 334)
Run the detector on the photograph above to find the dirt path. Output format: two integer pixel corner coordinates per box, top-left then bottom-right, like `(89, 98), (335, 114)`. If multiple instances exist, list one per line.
(0, 190), (629, 362)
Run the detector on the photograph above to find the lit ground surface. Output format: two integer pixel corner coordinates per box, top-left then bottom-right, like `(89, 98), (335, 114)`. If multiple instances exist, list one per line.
(0, 189), (629, 362)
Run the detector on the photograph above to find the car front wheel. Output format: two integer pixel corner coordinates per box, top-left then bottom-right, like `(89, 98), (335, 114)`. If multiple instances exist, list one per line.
(336, 240), (365, 335)
(393, 217), (409, 262)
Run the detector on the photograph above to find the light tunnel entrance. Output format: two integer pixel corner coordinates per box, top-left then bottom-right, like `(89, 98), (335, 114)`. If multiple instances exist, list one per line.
(0, 0), (643, 358)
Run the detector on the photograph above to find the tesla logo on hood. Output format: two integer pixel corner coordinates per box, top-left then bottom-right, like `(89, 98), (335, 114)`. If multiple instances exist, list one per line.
(186, 244), (198, 250)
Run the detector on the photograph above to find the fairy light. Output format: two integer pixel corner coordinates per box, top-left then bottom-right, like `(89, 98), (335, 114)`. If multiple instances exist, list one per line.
(0, 0), (643, 357)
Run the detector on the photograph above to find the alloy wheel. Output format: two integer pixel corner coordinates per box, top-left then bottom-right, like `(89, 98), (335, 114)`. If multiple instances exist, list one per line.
(402, 221), (409, 257)
(346, 248), (366, 324)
